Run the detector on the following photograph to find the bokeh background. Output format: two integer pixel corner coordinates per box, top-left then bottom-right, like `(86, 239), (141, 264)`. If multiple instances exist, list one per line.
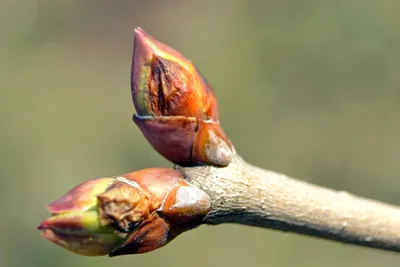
(2, 1), (400, 266)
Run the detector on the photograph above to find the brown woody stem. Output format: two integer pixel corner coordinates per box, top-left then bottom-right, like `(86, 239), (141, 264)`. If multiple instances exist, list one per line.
(176, 153), (400, 252)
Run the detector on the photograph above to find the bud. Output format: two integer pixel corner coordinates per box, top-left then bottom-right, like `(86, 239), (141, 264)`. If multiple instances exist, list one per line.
(38, 168), (211, 256)
(37, 178), (123, 256)
(131, 28), (233, 167)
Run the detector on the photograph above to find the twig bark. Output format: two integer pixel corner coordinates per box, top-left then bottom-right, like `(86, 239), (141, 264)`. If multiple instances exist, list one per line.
(176, 152), (400, 252)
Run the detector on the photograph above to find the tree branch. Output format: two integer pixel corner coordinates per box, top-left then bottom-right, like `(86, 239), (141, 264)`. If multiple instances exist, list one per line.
(176, 151), (400, 252)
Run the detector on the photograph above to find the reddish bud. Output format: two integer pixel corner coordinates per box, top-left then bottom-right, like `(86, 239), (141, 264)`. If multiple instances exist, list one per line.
(38, 178), (123, 256)
(38, 168), (211, 256)
(131, 28), (233, 167)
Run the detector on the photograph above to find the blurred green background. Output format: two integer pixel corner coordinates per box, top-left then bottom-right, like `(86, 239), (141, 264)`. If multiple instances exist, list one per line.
(2, 0), (400, 266)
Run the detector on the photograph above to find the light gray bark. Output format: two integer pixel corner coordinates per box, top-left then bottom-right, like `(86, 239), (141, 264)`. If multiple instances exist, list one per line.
(176, 153), (400, 252)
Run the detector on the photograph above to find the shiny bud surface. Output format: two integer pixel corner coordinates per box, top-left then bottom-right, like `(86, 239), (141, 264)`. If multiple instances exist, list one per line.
(38, 168), (211, 256)
(38, 178), (123, 256)
(131, 28), (233, 166)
